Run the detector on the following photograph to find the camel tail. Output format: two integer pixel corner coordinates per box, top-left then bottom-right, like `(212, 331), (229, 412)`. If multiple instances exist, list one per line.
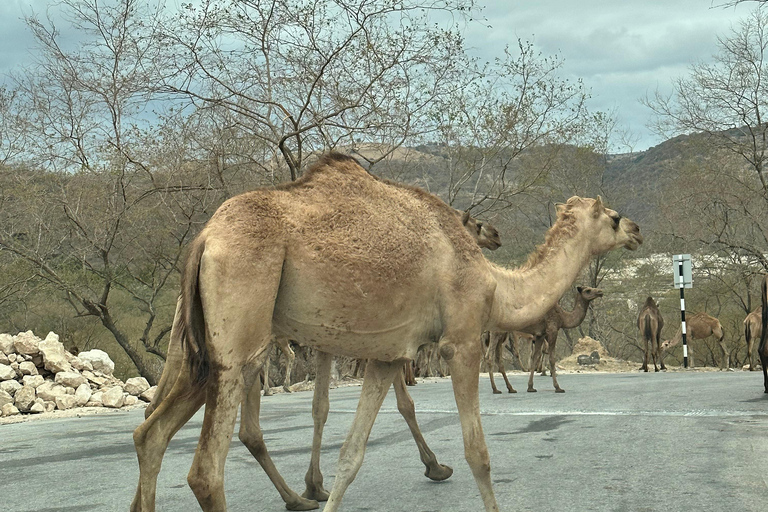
(180, 237), (210, 385)
(644, 315), (653, 342)
(745, 322), (751, 346)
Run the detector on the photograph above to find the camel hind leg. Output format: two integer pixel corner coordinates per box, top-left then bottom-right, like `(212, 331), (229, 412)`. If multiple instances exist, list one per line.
(528, 335), (545, 392)
(275, 336), (296, 392)
(393, 366), (453, 481)
(494, 334), (517, 393)
(322, 360), (401, 512)
(547, 330), (564, 392)
(483, 332), (502, 394)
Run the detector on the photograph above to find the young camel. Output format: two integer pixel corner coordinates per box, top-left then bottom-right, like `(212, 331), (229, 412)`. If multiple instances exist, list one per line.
(131, 153), (642, 512)
(743, 307), (761, 371)
(141, 204), (502, 508)
(485, 286), (603, 394)
(660, 312), (727, 368)
(638, 296), (665, 372)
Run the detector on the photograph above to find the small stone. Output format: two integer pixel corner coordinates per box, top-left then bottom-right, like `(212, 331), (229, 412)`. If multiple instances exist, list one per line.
(0, 333), (14, 355)
(74, 383), (92, 406)
(0, 353), (9, 365)
(124, 377), (150, 396)
(101, 386), (124, 408)
(55, 371), (87, 389)
(1, 403), (20, 416)
(70, 357), (93, 372)
(139, 386), (157, 403)
(38, 335), (73, 374)
(82, 370), (107, 386)
(89, 391), (103, 405)
(19, 361), (38, 376)
(43, 401), (56, 413)
(35, 381), (68, 402)
(22, 375), (45, 389)
(14, 385), (36, 412)
(0, 380), (22, 395)
(0, 389), (13, 408)
(0, 364), (16, 381)
(77, 349), (115, 375)
(13, 331), (40, 356)
(124, 395), (139, 406)
(29, 402), (45, 414)
(55, 394), (77, 410)
(7, 353), (17, 363)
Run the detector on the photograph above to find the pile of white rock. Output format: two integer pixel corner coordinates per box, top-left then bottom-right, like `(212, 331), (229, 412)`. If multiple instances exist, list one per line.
(0, 331), (156, 417)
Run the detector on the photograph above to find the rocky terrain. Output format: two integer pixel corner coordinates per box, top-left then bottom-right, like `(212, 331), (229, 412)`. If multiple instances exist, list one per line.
(0, 331), (156, 422)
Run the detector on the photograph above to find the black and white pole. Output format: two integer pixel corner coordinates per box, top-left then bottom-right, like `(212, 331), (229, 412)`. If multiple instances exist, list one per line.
(679, 259), (688, 369)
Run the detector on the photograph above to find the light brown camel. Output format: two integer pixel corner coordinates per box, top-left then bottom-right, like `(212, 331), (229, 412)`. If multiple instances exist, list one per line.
(638, 296), (665, 372)
(482, 331), (533, 394)
(485, 286), (603, 394)
(132, 153), (642, 512)
(661, 312), (727, 369)
(141, 205), (502, 508)
(759, 275), (768, 392)
(743, 307), (761, 371)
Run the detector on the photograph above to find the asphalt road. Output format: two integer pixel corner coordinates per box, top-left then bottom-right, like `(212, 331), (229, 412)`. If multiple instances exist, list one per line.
(2, 371), (767, 512)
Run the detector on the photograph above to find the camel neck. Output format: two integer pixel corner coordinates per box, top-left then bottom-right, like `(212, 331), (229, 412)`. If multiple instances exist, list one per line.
(558, 294), (590, 329)
(486, 237), (593, 332)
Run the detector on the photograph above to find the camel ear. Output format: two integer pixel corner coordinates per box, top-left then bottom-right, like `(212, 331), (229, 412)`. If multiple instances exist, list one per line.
(555, 202), (566, 214)
(461, 210), (470, 226)
(592, 196), (604, 218)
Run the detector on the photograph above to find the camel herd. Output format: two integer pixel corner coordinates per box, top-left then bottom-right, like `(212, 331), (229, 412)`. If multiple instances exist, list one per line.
(130, 152), (768, 512)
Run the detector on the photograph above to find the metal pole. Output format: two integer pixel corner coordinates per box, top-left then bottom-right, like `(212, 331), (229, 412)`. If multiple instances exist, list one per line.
(679, 261), (688, 368)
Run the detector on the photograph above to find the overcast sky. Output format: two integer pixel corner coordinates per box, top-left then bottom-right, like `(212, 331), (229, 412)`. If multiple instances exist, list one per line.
(0, 0), (758, 151)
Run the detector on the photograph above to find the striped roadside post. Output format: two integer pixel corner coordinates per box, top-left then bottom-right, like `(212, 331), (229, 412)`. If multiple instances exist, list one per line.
(673, 254), (693, 369)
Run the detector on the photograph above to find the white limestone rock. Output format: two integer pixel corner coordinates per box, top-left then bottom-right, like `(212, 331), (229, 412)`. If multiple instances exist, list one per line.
(38, 335), (73, 374)
(0, 389), (13, 408)
(35, 381), (68, 402)
(0, 333), (14, 355)
(74, 383), (92, 406)
(77, 349), (115, 375)
(2, 403), (20, 416)
(19, 361), (38, 376)
(124, 395), (139, 406)
(0, 352), (9, 365)
(55, 371), (87, 389)
(101, 386), (124, 408)
(7, 353), (17, 363)
(14, 385), (36, 412)
(43, 400), (56, 413)
(29, 401), (45, 413)
(0, 379), (22, 395)
(55, 394), (77, 410)
(139, 386), (157, 403)
(13, 331), (40, 356)
(22, 375), (45, 389)
(0, 364), (16, 381)
(70, 357), (93, 372)
(124, 377), (150, 396)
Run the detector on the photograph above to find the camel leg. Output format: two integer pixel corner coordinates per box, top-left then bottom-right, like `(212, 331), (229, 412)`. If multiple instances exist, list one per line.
(650, 340), (659, 372)
(131, 362), (206, 512)
(761, 349), (768, 393)
(495, 338), (516, 393)
(528, 336), (545, 392)
(263, 347), (273, 396)
(278, 338), (296, 392)
(393, 368), (453, 481)
(446, 342), (500, 512)
(145, 297), (185, 419)
(238, 368), (319, 511)
(484, 333), (502, 394)
(303, 351), (332, 502)
(322, 360), (400, 512)
(719, 337), (729, 370)
(187, 366), (245, 511)
(547, 330), (564, 393)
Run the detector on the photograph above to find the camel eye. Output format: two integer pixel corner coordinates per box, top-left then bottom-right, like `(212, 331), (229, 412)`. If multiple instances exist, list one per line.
(611, 215), (621, 229)
(476, 223), (483, 234)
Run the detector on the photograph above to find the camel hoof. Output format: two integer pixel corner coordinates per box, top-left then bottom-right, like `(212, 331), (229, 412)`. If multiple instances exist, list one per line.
(527, 388), (537, 393)
(555, 388), (565, 393)
(654, 368), (659, 372)
(283, 386), (292, 393)
(507, 389), (517, 394)
(302, 487), (330, 502)
(425, 464), (453, 481)
(492, 389), (502, 394)
(285, 497), (320, 511)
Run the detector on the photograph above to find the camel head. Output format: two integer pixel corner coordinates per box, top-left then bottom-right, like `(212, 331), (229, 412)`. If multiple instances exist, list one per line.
(660, 339), (674, 351)
(576, 286), (604, 302)
(460, 210), (502, 251)
(557, 196), (643, 254)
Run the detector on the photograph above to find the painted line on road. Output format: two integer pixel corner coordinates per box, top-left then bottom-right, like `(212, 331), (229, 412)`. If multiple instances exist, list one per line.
(332, 408), (768, 418)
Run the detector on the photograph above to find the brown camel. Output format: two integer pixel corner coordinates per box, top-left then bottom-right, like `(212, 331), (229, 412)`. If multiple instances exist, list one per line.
(759, 275), (768, 392)
(482, 331), (532, 394)
(484, 286), (603, 394)
(660, 312), (727, 368)
(743, 307), (761, 371)
(638, 296), (665, 372)
(132, 153), (641, 512)
(142, 205), (502, 507)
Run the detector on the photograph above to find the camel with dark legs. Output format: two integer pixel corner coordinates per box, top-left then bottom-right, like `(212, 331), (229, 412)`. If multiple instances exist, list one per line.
(638, 296), (665, 372)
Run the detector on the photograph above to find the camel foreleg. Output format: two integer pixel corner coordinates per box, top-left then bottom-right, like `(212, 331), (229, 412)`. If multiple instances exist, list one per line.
(528, 335), (545, 392)
(494, 335), (517, 393)
(322, 360), (400, 512)
(393, 368), (453, 481)
(547, 330), (564, 392)
(483, 332), (502, 394)
(303, 351), (333, 502)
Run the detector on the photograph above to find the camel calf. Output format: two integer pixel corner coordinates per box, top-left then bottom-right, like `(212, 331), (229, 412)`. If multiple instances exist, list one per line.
(661, 312), (727, 369)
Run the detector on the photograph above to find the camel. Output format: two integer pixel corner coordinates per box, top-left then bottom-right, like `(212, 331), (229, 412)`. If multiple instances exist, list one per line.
(743, 307), (761, 371)
(261, 337), (295, 395)
(660, 312), (727, 369)
(759, 275), (768, 392)
(482, 331), (532, 394)
(141, 204), (502, 508)
(638, 296), (665, 372)
(131, 153), (642, 512)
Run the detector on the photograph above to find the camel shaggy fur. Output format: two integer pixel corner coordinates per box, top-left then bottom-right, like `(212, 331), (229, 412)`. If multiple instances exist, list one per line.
(131, 153), (641, 512)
